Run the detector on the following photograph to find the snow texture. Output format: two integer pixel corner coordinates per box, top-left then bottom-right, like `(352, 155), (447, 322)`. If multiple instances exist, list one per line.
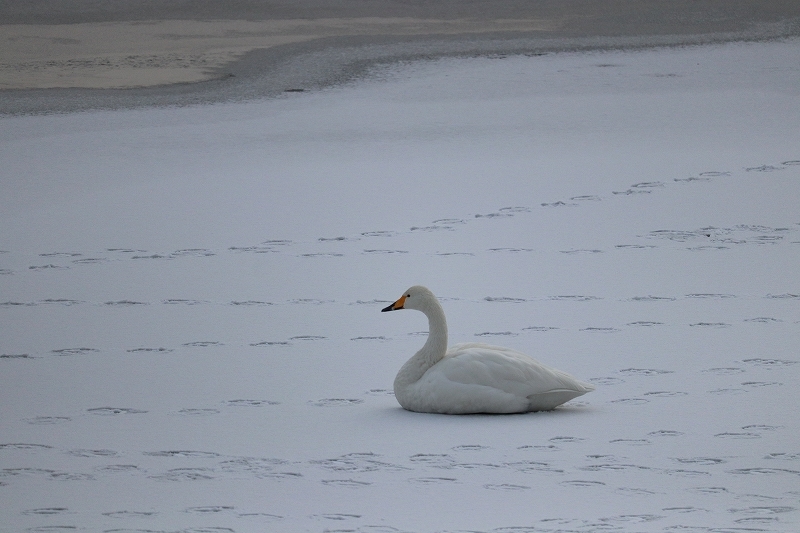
(1, 39), (800, 532)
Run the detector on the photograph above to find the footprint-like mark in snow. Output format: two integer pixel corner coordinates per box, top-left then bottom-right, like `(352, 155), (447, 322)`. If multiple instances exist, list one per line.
(561, 480), (606, 487)
(321, 479), (372, 487)
(484, 483), (530, 491)
(182, 341), (223, 347)
(25, 416), (71, 425)
(22, 508), (73, 516)
(618, 368), (674, 376)
(67, 449), (118, 458)
(223, 399), (280, 407)
(703, 367), (745, 375)
(475, 331), (518, 337)
(149, 468), (214, 481)
(127, 347), (173, 353)
(0, 443), (53, 451)
(51, 347), (99, 356)
(184, 506), (235, 514)
(611, 398), (649, 405)
(643, 391), (687, 398)
(177, 408), (220, 416)
(144, 450), (220, 459)
(310, 399), (364, 407)
(742, 358), (797, 367)
(103, 510), (158, 518)
(674, 457), (726, 465)
(87, 407), (148, 416)
(163, 299), (207, 305)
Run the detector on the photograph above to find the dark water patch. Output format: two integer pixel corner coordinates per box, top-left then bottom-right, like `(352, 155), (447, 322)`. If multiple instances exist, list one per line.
(104, 300), (148, 306)
(182, 341), (222, 347)
(310, 398), (364, 407)
(144, 450), (220, 459)
(39, 299), (84, 306)
(127, 347), (173, 353)
(87, 407), (148, 415)
(223, 399), (280, 407)
(52, 347), (99, 356)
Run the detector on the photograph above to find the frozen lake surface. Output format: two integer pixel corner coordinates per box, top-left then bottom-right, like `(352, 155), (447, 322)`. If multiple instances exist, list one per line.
(1, 39), (800, 532)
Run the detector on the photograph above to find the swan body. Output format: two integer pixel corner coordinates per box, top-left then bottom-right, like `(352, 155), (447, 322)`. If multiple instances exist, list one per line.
(382, 285), (594, 414)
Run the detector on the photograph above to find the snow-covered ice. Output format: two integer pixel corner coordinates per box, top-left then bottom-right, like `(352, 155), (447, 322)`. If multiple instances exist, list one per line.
(1, 39), (799, 532)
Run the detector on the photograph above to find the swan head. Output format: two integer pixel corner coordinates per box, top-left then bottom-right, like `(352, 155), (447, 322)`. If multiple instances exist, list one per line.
(381, 285), (436, 313)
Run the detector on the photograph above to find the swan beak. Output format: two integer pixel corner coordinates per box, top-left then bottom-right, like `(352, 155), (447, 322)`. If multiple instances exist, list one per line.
(381, 295), (406, 312)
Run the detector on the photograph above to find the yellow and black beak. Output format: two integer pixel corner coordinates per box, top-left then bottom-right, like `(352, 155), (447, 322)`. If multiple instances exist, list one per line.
(381, 294), (406, 312)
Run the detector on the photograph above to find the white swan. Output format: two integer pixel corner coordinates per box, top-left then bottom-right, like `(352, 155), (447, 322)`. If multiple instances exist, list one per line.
(382, 285), (594, 414)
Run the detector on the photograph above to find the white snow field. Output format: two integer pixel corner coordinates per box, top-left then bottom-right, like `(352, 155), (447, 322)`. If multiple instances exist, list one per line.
(1, 39), (799, 532)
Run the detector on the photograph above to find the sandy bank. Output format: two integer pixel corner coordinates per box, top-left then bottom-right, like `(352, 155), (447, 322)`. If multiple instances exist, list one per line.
(0, 18), (557, 90)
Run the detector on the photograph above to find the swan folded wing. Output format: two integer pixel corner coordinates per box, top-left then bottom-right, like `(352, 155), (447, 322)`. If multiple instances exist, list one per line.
(441, 343), (592, 398)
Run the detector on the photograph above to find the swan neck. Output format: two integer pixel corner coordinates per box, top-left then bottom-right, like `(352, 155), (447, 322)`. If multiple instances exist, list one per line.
(421, 299), (448, 361)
